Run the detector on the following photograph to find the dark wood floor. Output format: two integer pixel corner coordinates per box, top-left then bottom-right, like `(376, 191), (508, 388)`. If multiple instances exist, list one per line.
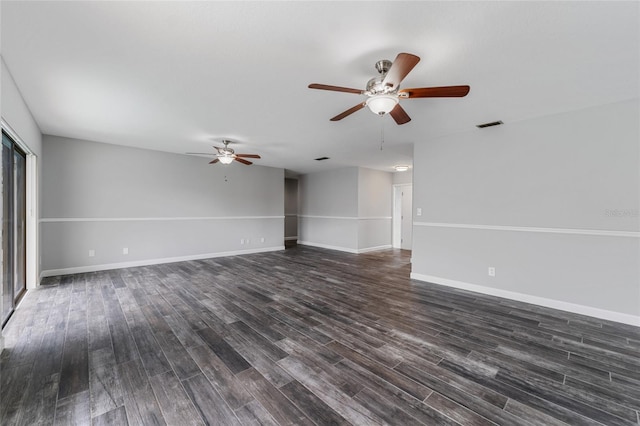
(2, 246), (639, 425)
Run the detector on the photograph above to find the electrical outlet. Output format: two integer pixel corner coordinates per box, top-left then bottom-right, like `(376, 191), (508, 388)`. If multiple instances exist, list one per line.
(89, 249), (95, 257)
(488, 267), (496, 277)
(240, 239), (245, 245)
(246, 239), (251, 244)
(260, 237), (265, 243)
(123, 247), (129, 255)
(416, 207), (422, 216)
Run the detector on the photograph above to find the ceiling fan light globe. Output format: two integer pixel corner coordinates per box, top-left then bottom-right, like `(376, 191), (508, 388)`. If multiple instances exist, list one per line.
(366, 94), (398, 115)
(219, 155), (234, 164)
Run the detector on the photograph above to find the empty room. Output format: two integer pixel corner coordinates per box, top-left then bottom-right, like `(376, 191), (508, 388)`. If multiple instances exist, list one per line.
(1, 1), (639, 425)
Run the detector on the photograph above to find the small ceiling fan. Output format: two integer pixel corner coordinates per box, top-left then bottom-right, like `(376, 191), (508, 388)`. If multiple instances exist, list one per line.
(309, 52), (470, 125)
(186, 140), (261, 165)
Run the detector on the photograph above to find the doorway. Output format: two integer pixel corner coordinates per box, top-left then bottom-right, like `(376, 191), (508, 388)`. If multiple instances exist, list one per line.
(392, 184), (412, 250)
(2, 130), (27, 327)
(284, 178), (299, 248)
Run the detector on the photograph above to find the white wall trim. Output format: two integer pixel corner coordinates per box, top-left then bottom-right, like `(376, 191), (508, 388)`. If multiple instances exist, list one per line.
(414, 222), (639, 238)
(40, 215), (284, 223)
(299, 215), (357, 220)
(1, 118), (35, 155)
(298, 240), (391, 254)
(284, 214), (298, 217)
(357, 244), (392, 253)
(284, 236), (298, 241)
(298, 215), (392, 220)
(410, 273), (640, 327)
(298, 240), (358, 253)
(40, 246), (285, 278)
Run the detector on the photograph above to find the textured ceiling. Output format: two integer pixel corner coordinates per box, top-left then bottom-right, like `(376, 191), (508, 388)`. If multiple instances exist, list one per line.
(1, 1), (638, 175)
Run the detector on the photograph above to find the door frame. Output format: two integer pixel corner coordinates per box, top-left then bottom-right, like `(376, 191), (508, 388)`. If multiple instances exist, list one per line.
(2, 121), (38, 326)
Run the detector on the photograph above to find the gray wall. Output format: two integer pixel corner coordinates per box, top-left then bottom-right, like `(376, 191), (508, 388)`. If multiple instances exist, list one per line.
(299, 167), (359, 251)
(41, 136), (284, 275)
(284, 178), (298, 241)
(1, 58), (42, 156)
(299, 167), (392, 253)
(411, 99), (640, 324)
(357, 168), (393, 250)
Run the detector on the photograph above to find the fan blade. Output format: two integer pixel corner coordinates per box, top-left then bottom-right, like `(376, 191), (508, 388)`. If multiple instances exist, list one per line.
(209, 158), (220, 164)
(330, 102), (366, 121)
(309, 84), (363, 94)
(399, 85), (470, 98)
(382, 53), (420, 89)
(235, 154), (261, 159)
(235, 158), (253, 165)
(389, 104), (411, 125)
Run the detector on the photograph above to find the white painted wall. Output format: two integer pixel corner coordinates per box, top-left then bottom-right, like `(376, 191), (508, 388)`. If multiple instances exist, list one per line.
(40, 136), (284, 275)
(411, 99), (640, 325)
(392, 170), (412, 185)
(298, 167), (392, 253)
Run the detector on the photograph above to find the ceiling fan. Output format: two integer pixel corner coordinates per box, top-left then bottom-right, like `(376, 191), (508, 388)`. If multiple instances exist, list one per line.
(308, 53), (470, 125)
(187, 140), (261, 165)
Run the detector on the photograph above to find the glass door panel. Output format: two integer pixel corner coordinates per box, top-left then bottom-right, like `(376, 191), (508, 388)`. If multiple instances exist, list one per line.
(2, 138), (13, 325)
(2, 130), (27, 327)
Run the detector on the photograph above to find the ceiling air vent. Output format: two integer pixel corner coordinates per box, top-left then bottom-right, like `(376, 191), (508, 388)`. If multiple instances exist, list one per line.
(314, 156), (330, 161)
(476, 120), (503, 129)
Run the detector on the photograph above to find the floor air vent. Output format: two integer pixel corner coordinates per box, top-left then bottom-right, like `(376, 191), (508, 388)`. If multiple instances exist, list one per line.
(476, 120), (503, 129)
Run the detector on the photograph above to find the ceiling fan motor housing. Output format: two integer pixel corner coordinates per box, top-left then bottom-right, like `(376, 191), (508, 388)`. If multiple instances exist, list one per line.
(220, 140), (234, 155)
(375, 59), (393, 75)
(367, 59), (396, 95)
(367, 77), (391, 94)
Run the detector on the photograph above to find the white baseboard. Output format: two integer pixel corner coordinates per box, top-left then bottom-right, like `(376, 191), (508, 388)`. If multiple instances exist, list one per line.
(298, 241), (391, 254)
(410, 273), (640, 327)
(357, 245), (392, 253)
(298, 241), (359, 254)
(40, 246), (285, 279)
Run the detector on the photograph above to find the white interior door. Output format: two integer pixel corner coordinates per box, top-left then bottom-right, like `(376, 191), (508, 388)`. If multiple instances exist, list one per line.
(393, 184), (413, 250)
(400, 185), (412, 250)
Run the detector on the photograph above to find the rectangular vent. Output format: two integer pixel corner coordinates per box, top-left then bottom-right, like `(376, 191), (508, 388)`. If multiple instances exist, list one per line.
(314, 156), (330, 161)
(476, 120), (503, 129)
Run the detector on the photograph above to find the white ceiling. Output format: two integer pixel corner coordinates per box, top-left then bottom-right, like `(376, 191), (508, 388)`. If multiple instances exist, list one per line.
(1, 1), (638, 175)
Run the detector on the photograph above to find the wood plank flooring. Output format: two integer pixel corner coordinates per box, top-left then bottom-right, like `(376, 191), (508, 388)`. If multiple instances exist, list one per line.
(1, 245), (639, 425)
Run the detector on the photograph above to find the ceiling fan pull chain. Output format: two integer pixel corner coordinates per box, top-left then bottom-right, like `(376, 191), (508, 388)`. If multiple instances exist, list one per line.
(380, 116), (385, 151)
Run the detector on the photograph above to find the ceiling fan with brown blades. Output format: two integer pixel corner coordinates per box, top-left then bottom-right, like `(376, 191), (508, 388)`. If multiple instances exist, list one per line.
(309, 52), (470, 125)
(186, 140), (261, 165)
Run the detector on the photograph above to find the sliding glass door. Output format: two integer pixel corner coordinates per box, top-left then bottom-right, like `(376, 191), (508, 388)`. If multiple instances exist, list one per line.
(2, 130), (27, 327)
